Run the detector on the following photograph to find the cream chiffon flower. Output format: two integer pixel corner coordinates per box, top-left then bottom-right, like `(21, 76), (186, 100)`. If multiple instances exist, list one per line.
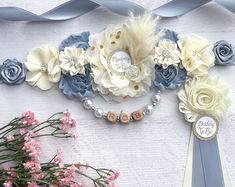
(87, 13), (161, 101)
(25, 46), (61, 90)
(154, 39), (181, 69)
(59, 46), (88, 76)
(178, 34), (215, 76)
(178, 76), (230, 123)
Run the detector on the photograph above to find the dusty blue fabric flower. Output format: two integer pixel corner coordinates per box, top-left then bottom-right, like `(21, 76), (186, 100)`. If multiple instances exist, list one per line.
(154, 64), (186, 90)
(0, 59), (26, 85)
(163, 29), (179, 44)
(59, 32), (90, 51)
(213, 40), (235, 65)
(59, 65), (94, 101)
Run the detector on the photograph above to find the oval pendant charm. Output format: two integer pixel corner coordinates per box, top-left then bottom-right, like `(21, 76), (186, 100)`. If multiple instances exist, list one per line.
(193, 116), (219, 141)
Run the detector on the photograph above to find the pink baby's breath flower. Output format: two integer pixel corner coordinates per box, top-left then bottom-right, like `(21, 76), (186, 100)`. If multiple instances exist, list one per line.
(54, 171), (61, 177)
(27, 181), (39, 187)
(6, 168), (19, 177)
(32, 172), (45, 180)
(6, 134), (15, 142)
(59, 177), (72, 186)
(107, 170), (120, 182)
(69, 118), (76, 128)
(3, 180), (13, 187)
(53, 148), (64, 167)
(23, 160), (41, 172)
(22, 111), (38, 126)
(60, 111), (77, 132)
(64, 165), (77, 178)
(64, 109), (71, 117)
(19, 128), (26, 135)
(68, 131), (78, 139)
(22, 136), (41, 161)
(70, 183), (83, 187)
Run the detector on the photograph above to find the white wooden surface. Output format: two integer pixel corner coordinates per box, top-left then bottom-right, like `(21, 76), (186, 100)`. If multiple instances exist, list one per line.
(0, 1), (235, 186)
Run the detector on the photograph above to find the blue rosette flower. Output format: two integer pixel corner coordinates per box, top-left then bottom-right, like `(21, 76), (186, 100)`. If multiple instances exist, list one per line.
(59, 32), (90, 51)
(0, 59), (26, 85)
(59, 65), (95, 101)
(163, 29), (179, 44)
(154, 64), (187, 90)
(213, 40), (235, 65)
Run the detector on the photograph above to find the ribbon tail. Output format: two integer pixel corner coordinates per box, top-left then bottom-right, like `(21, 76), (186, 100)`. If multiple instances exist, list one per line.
(215, 0), (235, 15)
(217, 135), (232, 187)
(184, 133), (231, 187)
(183, 132), (194, 187)
(153, 0), (211, 18)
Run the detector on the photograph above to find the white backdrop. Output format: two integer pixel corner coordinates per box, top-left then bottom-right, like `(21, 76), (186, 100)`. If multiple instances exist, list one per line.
(0, 0), (235, 186)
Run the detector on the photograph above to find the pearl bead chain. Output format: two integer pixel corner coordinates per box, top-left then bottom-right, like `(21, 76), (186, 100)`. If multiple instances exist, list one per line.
(82, 91), (161, 124)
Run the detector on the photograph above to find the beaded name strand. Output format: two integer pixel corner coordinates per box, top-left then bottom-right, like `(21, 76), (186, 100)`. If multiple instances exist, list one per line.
(82, 91), (161, 124)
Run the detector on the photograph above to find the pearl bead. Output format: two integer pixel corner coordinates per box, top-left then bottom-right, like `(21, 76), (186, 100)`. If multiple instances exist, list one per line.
(94, 108), (104, 118)
(152, 94), (161, 104)
(83, 99), (93, 110)
(144, 104), (154, 115)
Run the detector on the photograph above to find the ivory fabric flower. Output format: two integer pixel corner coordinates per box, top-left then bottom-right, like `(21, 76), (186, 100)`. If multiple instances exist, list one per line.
(25, 46), (61, 90)
(178, 76), (230, 123)
(59, 46), (88, 76)
(178, 34), (215, 76)
(87, 13), (161, 101)
(154, 39), (181, 69)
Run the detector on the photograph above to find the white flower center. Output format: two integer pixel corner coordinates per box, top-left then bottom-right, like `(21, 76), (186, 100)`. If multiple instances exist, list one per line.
(162, 50), (171, 58)
(41, 64), (47, 72)
(125, 65), (139, 80)
(70, 57), (78, 65)
(110, 51), (131, 73)
(192, 50), (201, 59)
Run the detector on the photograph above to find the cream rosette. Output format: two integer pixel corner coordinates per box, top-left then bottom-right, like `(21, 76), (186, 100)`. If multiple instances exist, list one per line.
(25, 46), (61, 90)
(178, 76), (230, 123)
(87, 13), (161, 102)
(178, 34), (215, 76)
(59, 46), (88, 76)
(154, 39), (181, 69)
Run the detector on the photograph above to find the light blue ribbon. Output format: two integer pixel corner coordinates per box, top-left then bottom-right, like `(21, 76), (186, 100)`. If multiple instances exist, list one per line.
(0, 0), (144, 21)
(0, 0), (234, 21)
(192, 136), (225, 187)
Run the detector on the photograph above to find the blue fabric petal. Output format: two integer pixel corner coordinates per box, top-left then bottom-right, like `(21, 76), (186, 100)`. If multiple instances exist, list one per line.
(213, 40), (235, 65)
(0, 59), (26, 85)
(59, 65), (95, 101)
(59, 32), (90, 51)
(153, 64), (186, 90)
(162, 29), (179, 43)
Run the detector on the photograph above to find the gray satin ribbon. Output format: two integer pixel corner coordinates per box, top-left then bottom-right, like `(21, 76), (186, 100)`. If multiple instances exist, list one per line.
(0, 0), (144, 21)
(0, 0), (234, 21)
(192, 136), (225, 187)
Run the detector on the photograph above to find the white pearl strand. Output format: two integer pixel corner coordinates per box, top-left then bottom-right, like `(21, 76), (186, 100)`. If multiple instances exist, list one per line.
(82, 91), (161, 124)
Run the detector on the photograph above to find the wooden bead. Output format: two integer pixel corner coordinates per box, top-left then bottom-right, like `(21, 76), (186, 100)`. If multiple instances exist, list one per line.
(106, 112), (117, 124)
(132, 110), (144, 121)
(119, 112), (130, 124)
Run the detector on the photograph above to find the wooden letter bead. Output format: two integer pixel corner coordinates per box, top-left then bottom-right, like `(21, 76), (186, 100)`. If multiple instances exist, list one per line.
(106, 112), (117, 124)
(132, 110), (143, 121)
(119, 112), (130, 124)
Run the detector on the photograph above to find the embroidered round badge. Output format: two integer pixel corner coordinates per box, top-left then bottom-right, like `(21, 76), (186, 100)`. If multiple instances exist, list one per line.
(193, 116), (219, 141)
(110, 51), (132, 73)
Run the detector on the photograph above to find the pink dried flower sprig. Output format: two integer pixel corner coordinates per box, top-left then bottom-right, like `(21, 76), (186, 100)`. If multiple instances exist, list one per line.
(0, 111), (119, 187)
